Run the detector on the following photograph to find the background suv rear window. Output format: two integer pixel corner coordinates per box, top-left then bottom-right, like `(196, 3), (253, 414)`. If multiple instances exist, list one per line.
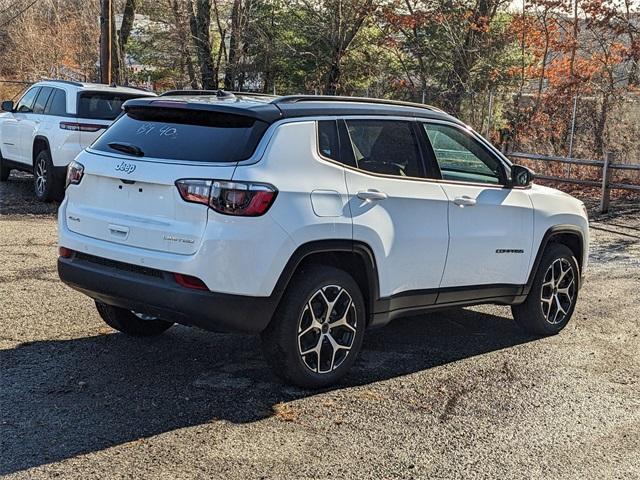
(91, 107), (269, 163)
(78, 92), (142, 120)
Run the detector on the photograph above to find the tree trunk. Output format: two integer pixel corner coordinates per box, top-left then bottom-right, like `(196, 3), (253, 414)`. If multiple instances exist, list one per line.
(594, 94), (609, 157)
(224, 0), (242, 90)
(171, 0), (197, 88)
(441, 0), (496, 115)
(116, 0), (136, 84)
(624, 0), (639, 86)
(261, 2), (276, 94)
(110, 1), (122, 84)
(323, 48), (343, 95)
(189, 0), (216, 89)
(100, 0), (110, 84)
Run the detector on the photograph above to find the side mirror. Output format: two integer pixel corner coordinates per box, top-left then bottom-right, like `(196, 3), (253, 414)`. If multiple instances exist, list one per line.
(511, 164), (534, 187)
(1, 100), (14, 112)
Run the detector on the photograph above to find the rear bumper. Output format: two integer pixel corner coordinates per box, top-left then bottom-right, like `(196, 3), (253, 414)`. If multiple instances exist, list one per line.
(57, 254), (277, 334)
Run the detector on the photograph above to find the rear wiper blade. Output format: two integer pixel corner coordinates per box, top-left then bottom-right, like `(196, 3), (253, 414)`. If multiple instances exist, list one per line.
(108, 142), (144, 157)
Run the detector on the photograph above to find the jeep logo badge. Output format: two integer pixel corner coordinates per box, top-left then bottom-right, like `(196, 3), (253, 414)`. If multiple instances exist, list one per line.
(115, 161), (136, 174)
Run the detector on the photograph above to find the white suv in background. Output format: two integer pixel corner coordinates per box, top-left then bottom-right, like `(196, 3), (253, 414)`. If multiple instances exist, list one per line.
(57, 93), (589, 388)
(0, 80), (156, 201)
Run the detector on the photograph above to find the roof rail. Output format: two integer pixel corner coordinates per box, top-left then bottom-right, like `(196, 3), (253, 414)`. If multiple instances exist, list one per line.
(161, 89), (234, 99)
(272, 95), (445, 113)
(117, 84), (153, 93)
(228, 91), (276, 98)
(41, 78), (84, 87)
(160, 89), (223, 97)
(160, 89), (275, 99)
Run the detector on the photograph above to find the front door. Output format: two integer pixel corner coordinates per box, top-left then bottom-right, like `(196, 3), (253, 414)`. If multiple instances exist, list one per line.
(17, 87), (51, 164)
(420, 121), (534, 289)
(0, 87), (40, 163)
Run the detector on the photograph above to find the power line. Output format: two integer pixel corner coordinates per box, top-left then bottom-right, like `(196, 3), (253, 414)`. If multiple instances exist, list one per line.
(0, 0), (38, 29)
(0, 0), (29, 17)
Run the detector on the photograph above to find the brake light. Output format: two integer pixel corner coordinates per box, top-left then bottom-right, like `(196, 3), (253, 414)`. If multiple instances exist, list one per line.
(65, 161), (84, 188)
(173, 273), (208, 290)
(59, 122), (108, 132)
(175, 179), (277, 216)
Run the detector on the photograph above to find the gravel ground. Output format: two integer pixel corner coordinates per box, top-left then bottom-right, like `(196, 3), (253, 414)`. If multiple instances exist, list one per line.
(1, 173), (639, 479)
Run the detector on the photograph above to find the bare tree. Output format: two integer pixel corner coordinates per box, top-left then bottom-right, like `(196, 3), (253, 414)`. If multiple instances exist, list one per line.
(116, 0), (137, 83)
(170, 0), (198, 88)
(223, 0), (258, 90)
(188, 0), (216, 89)
(441, 0), (507, 114)
(296, 0), (377, 95)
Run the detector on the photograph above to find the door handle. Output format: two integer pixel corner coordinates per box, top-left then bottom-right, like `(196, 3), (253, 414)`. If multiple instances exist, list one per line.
(453, 195), (477, 207)
(357, 190), (388, 201)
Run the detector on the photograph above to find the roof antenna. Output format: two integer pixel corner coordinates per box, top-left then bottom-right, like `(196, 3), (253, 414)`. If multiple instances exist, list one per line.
(216, 89), (235, 99)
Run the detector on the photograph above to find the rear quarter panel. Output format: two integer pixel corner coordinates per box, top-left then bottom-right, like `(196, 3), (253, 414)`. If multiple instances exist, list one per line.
(231, 120), (353, 295)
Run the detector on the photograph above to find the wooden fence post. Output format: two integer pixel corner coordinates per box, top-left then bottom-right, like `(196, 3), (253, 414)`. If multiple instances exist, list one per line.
(600, 151), (613, 214)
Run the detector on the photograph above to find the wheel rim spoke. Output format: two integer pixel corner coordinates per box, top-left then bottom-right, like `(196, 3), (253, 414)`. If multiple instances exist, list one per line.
(297, 284), (357, 374)
(35, 159), (47, 194)
(540, 258), (576, 325)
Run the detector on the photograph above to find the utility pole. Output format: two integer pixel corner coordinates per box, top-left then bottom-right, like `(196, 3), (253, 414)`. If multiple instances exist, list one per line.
(100, 0), (112, 85)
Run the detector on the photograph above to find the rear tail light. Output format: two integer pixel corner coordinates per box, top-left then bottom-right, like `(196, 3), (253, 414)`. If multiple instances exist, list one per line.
(173, 273), (208, 290)
(59, 122), (108, 132)
(65, 161), (84, 188)
(175, 179), (277, 216)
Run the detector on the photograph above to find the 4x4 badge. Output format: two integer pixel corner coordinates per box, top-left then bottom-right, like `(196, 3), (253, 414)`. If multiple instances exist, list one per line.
(115, 161), (136, 174)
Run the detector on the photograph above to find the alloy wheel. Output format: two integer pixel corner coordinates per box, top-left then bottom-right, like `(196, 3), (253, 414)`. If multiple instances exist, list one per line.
(540, 258), (576, 325)
(297, 284), (357, 374)
(35, 157), (47, 196)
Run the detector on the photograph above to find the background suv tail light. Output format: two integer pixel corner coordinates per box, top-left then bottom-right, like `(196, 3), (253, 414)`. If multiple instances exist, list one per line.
(59, 122), (108, 132)
(175, 179), (277, 216)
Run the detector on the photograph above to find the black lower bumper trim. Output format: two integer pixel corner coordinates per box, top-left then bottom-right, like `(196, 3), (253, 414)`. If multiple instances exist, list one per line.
(58, 256), (277, 334)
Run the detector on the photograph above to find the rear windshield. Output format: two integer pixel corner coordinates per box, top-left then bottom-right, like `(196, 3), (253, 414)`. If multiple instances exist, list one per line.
(91, 107), (269, 162)
(78, 92), (145, 120)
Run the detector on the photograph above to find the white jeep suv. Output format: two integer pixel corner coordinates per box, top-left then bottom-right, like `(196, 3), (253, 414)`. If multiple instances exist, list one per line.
(0, 80), (155, 201)
(57, 92), (589, 388)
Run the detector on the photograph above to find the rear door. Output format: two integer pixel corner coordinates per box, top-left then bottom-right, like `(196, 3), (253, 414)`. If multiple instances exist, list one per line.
(64, 105), (269, 255)
(420, 121), (534, 288)
(340, 118), (450, 302)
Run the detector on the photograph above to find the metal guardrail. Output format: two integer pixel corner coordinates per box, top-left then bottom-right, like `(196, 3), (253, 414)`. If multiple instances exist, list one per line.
(507, 151), (640, 213)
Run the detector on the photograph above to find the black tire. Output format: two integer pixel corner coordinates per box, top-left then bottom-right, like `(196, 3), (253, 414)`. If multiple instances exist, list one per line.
(95, 301), (174, 337)
(261, 265), (366, 389)
(512, 243), (580, 336)
(33, 149), (63, 202)
(0, 152), (10, 181)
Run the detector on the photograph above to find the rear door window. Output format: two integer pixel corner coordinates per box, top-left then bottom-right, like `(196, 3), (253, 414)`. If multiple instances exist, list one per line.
(91, 107), (269, 162)
(78, 92), (143, 120)
(45, 89), (67, 116)
(343, 119), (424, 178)
(32, 87), (53, 114)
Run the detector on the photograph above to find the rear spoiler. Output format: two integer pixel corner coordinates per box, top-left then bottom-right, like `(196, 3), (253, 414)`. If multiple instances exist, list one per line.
(122, 98), (283, 124)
